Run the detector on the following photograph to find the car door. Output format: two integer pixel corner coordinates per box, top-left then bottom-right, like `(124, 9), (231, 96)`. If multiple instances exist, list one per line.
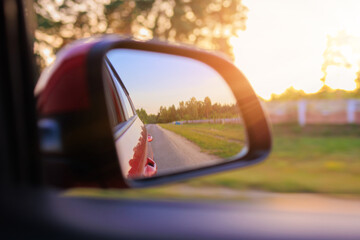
(104, 61), (152, 179)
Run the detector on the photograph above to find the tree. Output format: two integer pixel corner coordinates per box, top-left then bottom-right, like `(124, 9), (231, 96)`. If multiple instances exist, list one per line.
(157, 106), (169, 123)
(136, 108), (158, 123)
(178, 101), (186, 119)
(320, 31), (360, 97)
(168, 104), (178, 122)
(147, 114), (158, 124)
(203, 96), (212, 118)
(186, 97), (199, 120)
(270, 87), (305, 101)
(34, 0), (248, 69)
(136, 108), (148, 123)
(149, 96), (239, 123)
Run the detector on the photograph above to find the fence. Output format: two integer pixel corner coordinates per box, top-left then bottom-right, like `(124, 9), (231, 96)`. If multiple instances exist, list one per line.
(171, 99), (360, 126)
(174, 118), (242, 125)
(263, 99), (360, 125)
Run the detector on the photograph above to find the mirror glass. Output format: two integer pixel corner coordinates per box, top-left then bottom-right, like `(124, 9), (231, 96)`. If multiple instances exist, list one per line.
(104, 49), (246, 179)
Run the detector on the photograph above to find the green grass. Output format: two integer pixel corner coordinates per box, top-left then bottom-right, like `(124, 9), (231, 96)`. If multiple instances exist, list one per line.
(159, 123), (360, 194)
(65, 124), (360, 198)
(159, 123), (246, 158)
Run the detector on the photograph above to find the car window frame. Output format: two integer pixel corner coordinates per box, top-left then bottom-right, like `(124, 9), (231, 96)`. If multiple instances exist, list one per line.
(103, 63), (123, 127)
(104, 58), (138, 138)
(114, 78), (135, 119)
(105, 57), (136, 120)
(103, 62), (127, 126)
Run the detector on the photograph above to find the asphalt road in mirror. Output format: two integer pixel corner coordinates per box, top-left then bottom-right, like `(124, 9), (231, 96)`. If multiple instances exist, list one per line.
(146, 124), (218, 175)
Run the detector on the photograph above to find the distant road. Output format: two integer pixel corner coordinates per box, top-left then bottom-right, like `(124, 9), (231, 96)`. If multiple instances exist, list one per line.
(146, 124), (218, 175)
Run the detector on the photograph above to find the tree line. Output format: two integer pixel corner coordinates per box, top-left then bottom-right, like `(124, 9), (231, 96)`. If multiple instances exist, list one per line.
(136, 97), (239, 124)
(34, 0), (248, 69)
(269, 85), (360, 101)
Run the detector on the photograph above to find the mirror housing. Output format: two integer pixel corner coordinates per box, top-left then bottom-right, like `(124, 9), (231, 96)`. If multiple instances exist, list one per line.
(36, 36), (271, 188)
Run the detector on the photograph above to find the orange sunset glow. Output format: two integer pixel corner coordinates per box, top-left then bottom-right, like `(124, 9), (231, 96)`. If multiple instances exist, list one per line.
(34, 0), (360, 101)
(230, 0), (360, 99)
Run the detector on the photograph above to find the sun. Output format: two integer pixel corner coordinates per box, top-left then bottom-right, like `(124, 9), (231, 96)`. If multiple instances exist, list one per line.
(229, 0), (360, 100)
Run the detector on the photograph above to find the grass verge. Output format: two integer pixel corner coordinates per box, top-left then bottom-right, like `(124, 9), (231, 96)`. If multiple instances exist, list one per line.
(159, 123), (246, 158)
(159, 123), (360, 194)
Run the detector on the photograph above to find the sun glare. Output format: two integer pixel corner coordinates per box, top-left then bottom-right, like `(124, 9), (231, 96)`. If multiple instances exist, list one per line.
(326, 66), (357, 91)
(230, 0), (360, 99)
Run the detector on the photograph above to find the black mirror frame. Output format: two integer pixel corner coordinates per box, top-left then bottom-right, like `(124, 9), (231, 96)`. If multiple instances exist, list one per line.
(86, 36), (272, 188)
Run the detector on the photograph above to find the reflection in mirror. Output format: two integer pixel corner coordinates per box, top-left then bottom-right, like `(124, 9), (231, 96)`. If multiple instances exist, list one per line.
(104, 49), (246, 180)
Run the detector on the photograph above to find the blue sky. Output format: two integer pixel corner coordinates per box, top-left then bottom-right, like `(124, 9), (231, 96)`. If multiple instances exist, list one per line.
(107, 49), (237, 114)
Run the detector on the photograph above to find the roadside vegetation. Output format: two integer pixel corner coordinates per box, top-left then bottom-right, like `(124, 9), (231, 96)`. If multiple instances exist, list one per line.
(159, 123), (246, 158)
(160, 123), (360, 194)
(136, 96), (239, 124)
(34, 1), (248, 69)
(66, 124), (360, 199)
(185, 124), (360, 194)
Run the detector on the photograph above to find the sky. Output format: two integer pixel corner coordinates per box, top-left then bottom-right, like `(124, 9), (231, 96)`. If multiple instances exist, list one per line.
(107, 49), (237, 114)
(230, 0), (360, 99)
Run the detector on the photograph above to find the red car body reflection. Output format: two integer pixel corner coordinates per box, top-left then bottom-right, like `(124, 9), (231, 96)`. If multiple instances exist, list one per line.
(114, 119), (156, 179)
(35, 38), (156, 187)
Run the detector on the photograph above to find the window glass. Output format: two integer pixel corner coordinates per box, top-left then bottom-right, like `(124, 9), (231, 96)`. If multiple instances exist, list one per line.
(102, 66), (121, 127)
(117, 82), (135, 119)
(107, 66), (134, 120)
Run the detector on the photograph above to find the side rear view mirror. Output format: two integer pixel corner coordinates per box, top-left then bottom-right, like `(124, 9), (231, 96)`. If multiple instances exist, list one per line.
(36, 36), (271, 188)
